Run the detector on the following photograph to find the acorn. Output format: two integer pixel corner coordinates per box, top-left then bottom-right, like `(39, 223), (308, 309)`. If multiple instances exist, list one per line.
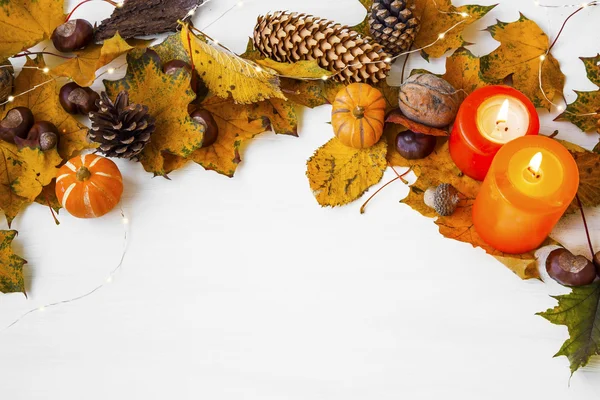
(395, 130), (436, 160)
(424, 183), (460, 216)
(15, 121), (59, 151)
(546, 248), (596, 287)
(190, 109), (219, 147)
(59, 82), (100, 115)
(0, 107), (34, 143)
(51, 19), (95, 52)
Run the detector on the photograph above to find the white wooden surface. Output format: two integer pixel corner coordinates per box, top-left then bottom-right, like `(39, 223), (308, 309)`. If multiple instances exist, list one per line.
(1, 0), (600, 398)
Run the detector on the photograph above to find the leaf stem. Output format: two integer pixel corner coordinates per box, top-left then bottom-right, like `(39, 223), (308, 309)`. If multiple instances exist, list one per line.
(360, 166), (412, 214)
(66, 0), (121, 22)
(548, 3), (596, 52)
(13, 51), (73, 60)
(44, 191), (60, 226)
(576, 194), (595, 259)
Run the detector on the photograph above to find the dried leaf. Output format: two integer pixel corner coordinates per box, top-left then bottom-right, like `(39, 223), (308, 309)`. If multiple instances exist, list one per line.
(555, 55), (600, 132)
(0, 0), (66, 60)
(12, 148), (62, 201)
(35, 179), (61, 214)
(104, 51), (205, 177)
(255, 59), (333, 80)
(0, 230), (27, 294)
(51, 33), (134, 87)
(386, 109), (449, 136)
(481, 14), (565, 110)
(0, 142), (30, 225)
(387, 128), (541, 279)
(188, 95), (267, 177)
(440, 47), (499, 97)
(538, 282), (600, 375)
(307, 137), (388, 207)
(152, 33), (191, 64)
(413, 0), (495, 60)
(248, 99), (298, 136)
(182, 24), (285, 104)
(6, 56), (91, 159)
(350, 0), (372, 37)
(280, 78), (330, 109)
(557, 140), (600, 213)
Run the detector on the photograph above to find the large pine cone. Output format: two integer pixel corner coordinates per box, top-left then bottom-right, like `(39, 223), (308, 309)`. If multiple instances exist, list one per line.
(88, 91), (155, 160)
(253, 11), (390, 83)
(369, 0), (420, 56)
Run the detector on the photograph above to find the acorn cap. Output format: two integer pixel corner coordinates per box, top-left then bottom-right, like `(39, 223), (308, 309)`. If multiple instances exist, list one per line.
(424, 183), (460, 216)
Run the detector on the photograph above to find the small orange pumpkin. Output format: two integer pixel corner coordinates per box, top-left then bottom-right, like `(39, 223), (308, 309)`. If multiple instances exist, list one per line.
(55, 154), (123, 219)
(331, 83), (386, 149)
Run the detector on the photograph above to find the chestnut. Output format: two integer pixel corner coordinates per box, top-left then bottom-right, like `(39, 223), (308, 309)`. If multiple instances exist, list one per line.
(190, 109), (219, 148)
(145, 49), (162, 66)
(51, 19), (94, 52)
(546, 248), (596, 287)
(395, 130), (436, 160)
(594, 251), (600, 277)
(15, 121), (59, 151)
(59, 82), (100, 115)
(0, 107), (34, 143)
(162, 59), (207, 96)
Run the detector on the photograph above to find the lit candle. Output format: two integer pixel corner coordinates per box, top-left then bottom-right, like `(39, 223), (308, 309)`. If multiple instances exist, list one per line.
(472, 136), (579, 254)
(449, 86), (540, 181)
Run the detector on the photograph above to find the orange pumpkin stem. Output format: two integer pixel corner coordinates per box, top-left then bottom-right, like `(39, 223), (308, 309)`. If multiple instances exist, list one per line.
(76, 166), (92, 181)
(353, 105), (365, 119)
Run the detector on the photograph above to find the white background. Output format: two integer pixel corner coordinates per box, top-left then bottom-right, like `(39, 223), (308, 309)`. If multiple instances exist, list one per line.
(1, 0), (600, 398)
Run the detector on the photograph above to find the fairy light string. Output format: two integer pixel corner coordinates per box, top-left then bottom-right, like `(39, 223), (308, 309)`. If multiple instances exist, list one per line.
(536, 0), (599, 115)
(1, 209), (130, 331)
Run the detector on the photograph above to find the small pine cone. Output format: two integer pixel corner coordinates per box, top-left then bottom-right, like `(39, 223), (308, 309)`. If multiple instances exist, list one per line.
(369, 0), (420, 56)
(0, 62), (14, 104)
(424, 183), (460, 216)
(253, 11), (390, 84)
(88, 91), (155, 160)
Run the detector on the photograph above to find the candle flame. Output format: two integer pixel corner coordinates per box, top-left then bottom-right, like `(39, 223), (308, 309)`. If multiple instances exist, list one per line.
(496, 99), (510, 123)
(528, 152), (543, 174)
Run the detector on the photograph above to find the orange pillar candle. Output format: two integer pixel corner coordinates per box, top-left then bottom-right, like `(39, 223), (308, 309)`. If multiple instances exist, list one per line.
(472, 136), (579, 254)
(450, 86), (540, 181)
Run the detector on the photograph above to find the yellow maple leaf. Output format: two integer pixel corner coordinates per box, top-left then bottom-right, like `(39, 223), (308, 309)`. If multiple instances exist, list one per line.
(307, 137), (388, 207)
(440, 47), (499, 97)
(481, 14), (565, 110)
(0, 0), (66, 60)
(247, 98), (298, 136)
(0, 230), (27, 294)
(181, 24), (285, 104)
(51, 33), (134, 87)
(104, 51), (205, 176)
(386, 128), (549, 279)
(6, 56), (91, 159)
(189, 96), (268, 177)
(12, 147), (62, 201)
(255, 59), (333, 80)
(411, 0), (494, 60)
(0, 142), (29, 225)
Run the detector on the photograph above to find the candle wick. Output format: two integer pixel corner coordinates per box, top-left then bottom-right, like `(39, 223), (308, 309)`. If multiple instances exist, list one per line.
(527, 166), (541, 179)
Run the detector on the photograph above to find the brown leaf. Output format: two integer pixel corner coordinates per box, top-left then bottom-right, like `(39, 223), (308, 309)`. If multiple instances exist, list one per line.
(558, 140), (600, 213)
(387, 127), (541, 279)
(386, 109), (449, 137)
(481, 14), (565, 110)
(307, 137), (388, 207)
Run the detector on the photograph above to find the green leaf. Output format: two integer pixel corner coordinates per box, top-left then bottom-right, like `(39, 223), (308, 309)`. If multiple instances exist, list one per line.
(538, 282), (600, 375)
(0, 230), (27, 294)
